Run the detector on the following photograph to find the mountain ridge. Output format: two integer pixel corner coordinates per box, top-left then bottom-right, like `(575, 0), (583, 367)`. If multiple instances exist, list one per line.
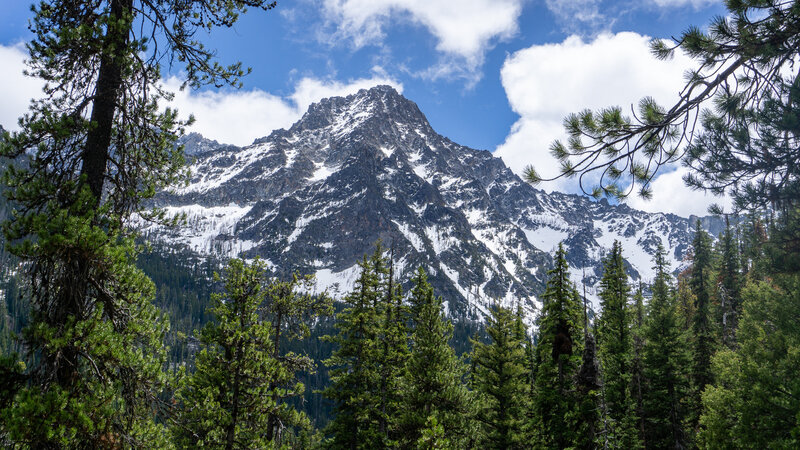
(143, 85), (720, 324)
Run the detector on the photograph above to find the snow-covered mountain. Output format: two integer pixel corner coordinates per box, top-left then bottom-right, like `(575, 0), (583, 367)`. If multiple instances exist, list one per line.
(141, 85), (718, 324)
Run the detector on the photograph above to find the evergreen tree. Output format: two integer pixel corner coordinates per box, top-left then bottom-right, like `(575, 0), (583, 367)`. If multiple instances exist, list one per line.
(261, 273), (333, 445)
(629, 283), (647, 447)
(595, 240), (638, 447)
(533, 243), (583, 449)
(717, 215), (741, 349)
(322, 253), (383, 449)
(642, 244), (690, 449)
(529, 1), (800, 211)
(0, 0), (275, 445)
(400, 267), (473, 449)
(172, 258), (292, 449)
(574, 324), (602, 450)
(689, 220), (715, 428)
(700, 271), (800, 449)
(471, 303), (530, 449)
(373, 247), (409, 446)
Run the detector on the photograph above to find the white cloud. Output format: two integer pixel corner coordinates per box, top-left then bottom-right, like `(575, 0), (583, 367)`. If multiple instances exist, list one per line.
(164, 73), (401, 146)
(0, 43), (400, 146)
(494, 32), (727, 217)
(626, 166), (731, 216)
(0, 43), (45, 130)
(320, 0), (523, 77)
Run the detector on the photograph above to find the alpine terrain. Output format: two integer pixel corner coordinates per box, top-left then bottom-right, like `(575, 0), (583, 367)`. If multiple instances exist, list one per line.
(140, 85), (720, 324)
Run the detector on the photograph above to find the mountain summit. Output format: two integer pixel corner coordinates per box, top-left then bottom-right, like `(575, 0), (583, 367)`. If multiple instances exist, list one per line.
(146, 85), (713, 323)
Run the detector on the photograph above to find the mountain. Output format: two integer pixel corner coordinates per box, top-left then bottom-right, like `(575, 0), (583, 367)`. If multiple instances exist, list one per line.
(141, 85), (718, 324)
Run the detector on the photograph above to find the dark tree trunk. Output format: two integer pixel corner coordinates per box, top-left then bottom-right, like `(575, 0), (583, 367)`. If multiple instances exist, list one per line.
(80, 0), (132, 206)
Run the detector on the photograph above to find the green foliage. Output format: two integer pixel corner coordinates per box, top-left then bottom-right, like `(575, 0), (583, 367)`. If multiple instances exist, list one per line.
(0, 0), (276, 446)
(322, 245), (407, 449)
(471, 304), (530, 449)
(700, 274), (800, 449)
(534, 1), (800, 209)
(596, 240), (639, 448)
(641, 244), (691, 449)
(173, 258), (310, 449)
(400, 267), (473, 448)
(533, 243), (584, 448)
(689, 221), (717, 428)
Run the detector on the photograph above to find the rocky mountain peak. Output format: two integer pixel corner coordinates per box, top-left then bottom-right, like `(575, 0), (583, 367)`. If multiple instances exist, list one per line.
(145, 85), (721, 326)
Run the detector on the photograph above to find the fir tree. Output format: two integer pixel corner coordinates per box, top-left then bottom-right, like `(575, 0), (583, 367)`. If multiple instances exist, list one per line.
(0, 0), (275, 445)
(533, 243), (583, 449)
(629, 283), (647, 447)
(700, 273), (800, 449)
(261, 273), (333, 445)
(172, 258), (290, 449)
(574, 322), (602, 450)
(322, 253), (383, 449)
(471, 304), (530, 449)
(642, 244), (690, 449)
(689, 220), (715, 428)
(400, 267), (473, 449)
(373, 247), (409, 446)
(717, 215), (741, 349)
(596, 240), (638, 447)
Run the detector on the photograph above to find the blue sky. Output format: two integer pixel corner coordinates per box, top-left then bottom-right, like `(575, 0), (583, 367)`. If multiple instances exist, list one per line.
(0, 0), (730, 216)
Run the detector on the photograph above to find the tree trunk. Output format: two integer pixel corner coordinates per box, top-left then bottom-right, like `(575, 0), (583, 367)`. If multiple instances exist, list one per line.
(80, 0), (132, 206)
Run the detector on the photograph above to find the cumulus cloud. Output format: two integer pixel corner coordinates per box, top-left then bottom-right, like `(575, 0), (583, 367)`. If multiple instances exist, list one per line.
(165, 72), (401, 146)
(0, 43), (45, 130)
(626, 166), (731, 216)
(495, 32), (727, 217)
(320, 0), (523, 78)
(0, 43), (400, 147)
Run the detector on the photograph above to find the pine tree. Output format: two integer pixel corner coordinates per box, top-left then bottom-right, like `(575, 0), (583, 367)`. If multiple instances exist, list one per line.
(689, 220), (716, 428)
(530, 1), (800, 211)
(642, 244), (690, 449)
(322, 254), (383, 449)
(595, 240), (639, 447)
(574, 318), (602, 450)
(629, 283), (647, 447)
(400, 267), (473, 449)
(0, 0), (275, 445)
(717, 216), (741, 349)
(373, 247), (409, 446)
(700, 273), (800, 449)
(261, 273), (333, 445)
(533, 243), (583, 448)
(172, 259), (289, 449)
(471, 304), (530, 449)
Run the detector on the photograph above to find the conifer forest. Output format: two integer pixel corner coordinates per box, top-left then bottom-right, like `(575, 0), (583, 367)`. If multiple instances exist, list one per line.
(1, 0), (799, 448)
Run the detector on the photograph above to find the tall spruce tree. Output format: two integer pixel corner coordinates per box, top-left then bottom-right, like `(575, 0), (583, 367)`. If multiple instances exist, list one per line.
(533, 243), (583, 449)
(642, 244), (690, 449)
(596, 240), (639, 448)
(172, 259), (293, 449)
(322, 253), (383, 449)
(717, 215), (741, 349)
(471, 303), (530, 449)
(400, 267), (473, 449)
(629, 283), (647, 447)
(374, 248), (409, 446)
(689, 220), (715, 429)
(261, 273), (333, 445)
(0, 0), (275, 445)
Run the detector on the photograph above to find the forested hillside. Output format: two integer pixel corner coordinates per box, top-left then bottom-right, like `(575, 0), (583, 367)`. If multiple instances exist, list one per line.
(1, 0), (799, 448)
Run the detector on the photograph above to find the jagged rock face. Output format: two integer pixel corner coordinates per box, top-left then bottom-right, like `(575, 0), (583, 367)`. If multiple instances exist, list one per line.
(143, 85), (718, 324)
